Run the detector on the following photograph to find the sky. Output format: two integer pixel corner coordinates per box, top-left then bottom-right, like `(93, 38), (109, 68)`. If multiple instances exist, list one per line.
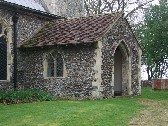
(152, 0), (159, 5)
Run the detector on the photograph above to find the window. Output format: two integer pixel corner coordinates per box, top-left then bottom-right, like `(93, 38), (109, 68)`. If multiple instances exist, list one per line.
(0, 24), (7, 80)
(45, 51), (64, 78)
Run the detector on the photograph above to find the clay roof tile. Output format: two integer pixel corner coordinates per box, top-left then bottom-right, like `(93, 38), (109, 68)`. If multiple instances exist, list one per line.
(19, 13), (123, 48)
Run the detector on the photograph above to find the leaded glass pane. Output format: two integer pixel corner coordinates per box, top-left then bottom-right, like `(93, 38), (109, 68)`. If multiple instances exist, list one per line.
(46, 52), (64, 77)
(56, 53), (63, 77)
(47, 54), (55, 77)
(0, 35), (7, 80)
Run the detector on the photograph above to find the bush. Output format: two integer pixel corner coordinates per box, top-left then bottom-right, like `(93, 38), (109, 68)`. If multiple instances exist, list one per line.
(0, 89), (53, 104)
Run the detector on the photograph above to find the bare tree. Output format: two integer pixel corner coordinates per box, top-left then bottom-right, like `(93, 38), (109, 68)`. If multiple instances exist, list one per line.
(84, 0), (154, 24)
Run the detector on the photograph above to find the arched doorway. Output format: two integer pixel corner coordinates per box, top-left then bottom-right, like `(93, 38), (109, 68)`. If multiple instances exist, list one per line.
(114, 46), (122, 96)
(112, 41), (131, 96)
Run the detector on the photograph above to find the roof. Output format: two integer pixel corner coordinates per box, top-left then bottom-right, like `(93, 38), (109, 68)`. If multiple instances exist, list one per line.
(19, 13), (123, 47)
(0, 0), (63, 19)
(4, 0), (46, 12)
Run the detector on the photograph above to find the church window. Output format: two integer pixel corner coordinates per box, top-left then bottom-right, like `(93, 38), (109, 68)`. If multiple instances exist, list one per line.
(45, 51), (64, 78)
(0, 23), (7, 80)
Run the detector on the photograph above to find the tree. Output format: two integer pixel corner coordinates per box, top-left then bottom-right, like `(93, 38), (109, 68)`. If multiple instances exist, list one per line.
(83, 0), (154, 19)
(136, 0), (168, 80)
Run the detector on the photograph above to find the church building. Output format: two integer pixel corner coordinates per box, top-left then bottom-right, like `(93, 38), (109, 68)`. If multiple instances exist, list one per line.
(0, 0), (142, 98)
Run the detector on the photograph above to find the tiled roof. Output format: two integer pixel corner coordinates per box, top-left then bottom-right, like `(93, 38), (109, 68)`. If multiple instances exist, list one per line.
(4, 0), (46, 12)
(19, 13), (123, 47)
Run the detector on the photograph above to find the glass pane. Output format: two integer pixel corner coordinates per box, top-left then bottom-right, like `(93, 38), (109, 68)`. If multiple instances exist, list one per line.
(0, 35), (7, 80)
(47, 55), (55, 77)
(56, 54), (63, 77)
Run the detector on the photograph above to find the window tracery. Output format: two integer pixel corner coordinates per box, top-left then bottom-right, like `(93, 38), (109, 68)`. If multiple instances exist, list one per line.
(46, 51), (64, 78)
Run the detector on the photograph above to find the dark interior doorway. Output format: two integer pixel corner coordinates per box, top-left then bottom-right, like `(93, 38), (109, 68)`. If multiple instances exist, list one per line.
(114, 47), (122, 96)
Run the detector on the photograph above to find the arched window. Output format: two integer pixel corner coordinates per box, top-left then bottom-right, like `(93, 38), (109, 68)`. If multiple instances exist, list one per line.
(46, 51), (64, 77)
(0, 23), (7, 80)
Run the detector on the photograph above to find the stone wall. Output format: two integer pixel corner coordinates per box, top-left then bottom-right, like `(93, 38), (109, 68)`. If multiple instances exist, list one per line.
(42, 0), (84, 18)
(0, 9), (50, 90)
(17, 13), (46, 45)
(100, 17), (141, 97)
(18, 44), (96, 98)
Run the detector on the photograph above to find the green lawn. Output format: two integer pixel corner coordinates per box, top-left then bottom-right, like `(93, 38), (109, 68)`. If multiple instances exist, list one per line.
(0, 88), (167, 126)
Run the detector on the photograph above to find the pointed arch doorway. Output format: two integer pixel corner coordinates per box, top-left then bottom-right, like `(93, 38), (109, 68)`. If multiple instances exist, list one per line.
(113, 41), (131, 96)
(114, 46), (122, 96)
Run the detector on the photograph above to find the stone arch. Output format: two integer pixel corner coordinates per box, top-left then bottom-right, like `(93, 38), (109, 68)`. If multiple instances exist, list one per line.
(0, 18), (12, 81)
(111, 40), (131, 96)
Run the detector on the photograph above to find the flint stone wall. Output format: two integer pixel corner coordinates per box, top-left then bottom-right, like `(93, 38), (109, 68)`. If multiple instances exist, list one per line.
(0, 8), (50, 90)
(101, 17), (141, 97)
(18, 44), (96, 98)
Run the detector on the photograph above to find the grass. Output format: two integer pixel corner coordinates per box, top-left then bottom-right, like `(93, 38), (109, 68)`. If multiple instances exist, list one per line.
(139, 87), (168, 100)
(0, 87), (167, 126)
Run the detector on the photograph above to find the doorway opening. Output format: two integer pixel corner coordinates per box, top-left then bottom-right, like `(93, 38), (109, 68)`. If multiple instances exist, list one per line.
(113, 41), (131, 96)
(114, 47), (122, 96)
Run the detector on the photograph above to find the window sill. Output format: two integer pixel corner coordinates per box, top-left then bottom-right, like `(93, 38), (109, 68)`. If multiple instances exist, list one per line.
(44, 77), (66, 79)
(0, 80), (10, 83)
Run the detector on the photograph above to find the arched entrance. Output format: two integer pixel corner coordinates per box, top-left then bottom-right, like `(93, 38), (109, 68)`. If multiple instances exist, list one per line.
(114, 46), (122, 96)
(112, 41), (131, 96)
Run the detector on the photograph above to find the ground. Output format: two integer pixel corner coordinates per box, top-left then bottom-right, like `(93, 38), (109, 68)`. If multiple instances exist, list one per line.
(129, 99), (168, 126)
(0, 88), (167, 126)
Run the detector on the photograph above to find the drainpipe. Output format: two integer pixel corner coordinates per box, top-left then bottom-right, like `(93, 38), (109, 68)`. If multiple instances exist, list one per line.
(12, 13), (19, 90)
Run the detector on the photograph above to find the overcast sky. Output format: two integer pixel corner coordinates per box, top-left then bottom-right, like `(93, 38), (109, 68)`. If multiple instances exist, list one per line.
(152, 0), (159, 5)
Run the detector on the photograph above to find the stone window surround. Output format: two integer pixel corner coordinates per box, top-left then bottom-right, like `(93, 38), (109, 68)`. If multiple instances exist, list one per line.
(43, 49), (67, 79)
(0, 18), (13, 82)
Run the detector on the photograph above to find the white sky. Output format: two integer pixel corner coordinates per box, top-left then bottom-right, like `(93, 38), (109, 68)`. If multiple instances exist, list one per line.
(152, 0), (159, 5)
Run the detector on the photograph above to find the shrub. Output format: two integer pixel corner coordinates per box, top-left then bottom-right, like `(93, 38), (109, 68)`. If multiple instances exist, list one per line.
(0, 89), (53, 104)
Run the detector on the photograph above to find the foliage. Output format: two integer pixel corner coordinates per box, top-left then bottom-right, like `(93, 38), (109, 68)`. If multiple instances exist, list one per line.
(0, 89), (53, 104)
(136, 1), (168, 80)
